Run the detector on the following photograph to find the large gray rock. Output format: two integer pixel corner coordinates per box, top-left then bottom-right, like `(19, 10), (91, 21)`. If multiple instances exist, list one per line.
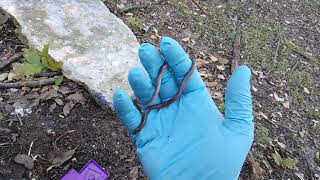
(0, 0), (140, 107)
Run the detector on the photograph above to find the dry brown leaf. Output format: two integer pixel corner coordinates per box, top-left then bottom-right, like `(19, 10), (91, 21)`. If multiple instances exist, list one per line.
(48, 148), (76, 171)
(262, 160), (273, 174)
(299, 129), (306, 138)
(273, 92), (284, 102)
(30, 88), (59, 107)
(58, 86), (72, 95)
(218, 57), (228, 65)
(205, 81), (218, 88)
(7, 72), (18, 81)
(14, 154), (34, 169)
(55, 98), (64, 106)
(259, 111), (268, 120)
(213, 92), (223, 99)
(248, 152), (263, 179)
(217, 74), (225, 80)
(209, 55), (218, 62)
(12, 98), (31, 109)
(196, 58), (209, 67)
(47, 129), (56, 136)
(40, 86), (49, 93)
(282, 101), (290, 109)
(191, 32), (201, 40)
(129, 166), (139, 180)
(276, 140), (286, 149)
(52, 85), (59, 91)
(181, 37), (190, 42)
(11, 133), (18, 142)
(49, 103), (57, 113)
(0, 73), (8, 81)
(199, 71), (208, 78)
(63, 102), (75, 116)
(252, 85), (258, 92)
(216, 65), (225, 71)
(295, 172), (305, 180)
(67, 93), (86, 105)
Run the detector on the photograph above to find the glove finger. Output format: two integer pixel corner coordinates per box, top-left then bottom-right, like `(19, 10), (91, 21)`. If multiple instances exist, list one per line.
(113, 89), (142, 133)
(128, 67), (161, 106)
(223, 65), (253, 136)
(160, 37), (205, 93)
(139, 43), (179, 99)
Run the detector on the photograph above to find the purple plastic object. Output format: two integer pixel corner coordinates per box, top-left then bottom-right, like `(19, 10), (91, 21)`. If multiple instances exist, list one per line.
(61, 160), (110, 180)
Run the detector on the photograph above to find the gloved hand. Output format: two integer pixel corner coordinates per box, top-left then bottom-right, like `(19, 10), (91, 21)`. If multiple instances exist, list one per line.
(113, 37), (254, 180)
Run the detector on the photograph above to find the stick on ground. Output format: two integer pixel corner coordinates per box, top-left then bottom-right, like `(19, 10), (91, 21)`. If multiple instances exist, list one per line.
(231, 21), (242, 73)
(0, 78), (57, 89)
(273, 33), (282, 62)
(191, 0), (210, 16)
(0, 52), (23, 70)
(34, 71), (62, 78)
(119, 5), (149, 13)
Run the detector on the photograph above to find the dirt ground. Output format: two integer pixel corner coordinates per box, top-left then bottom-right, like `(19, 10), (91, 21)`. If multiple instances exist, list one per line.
(1, 0), (320, 179)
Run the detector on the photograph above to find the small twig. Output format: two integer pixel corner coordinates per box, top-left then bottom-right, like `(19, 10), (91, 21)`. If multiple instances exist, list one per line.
(290, 59), (300, 73)
(53, 130), (76, 150)
(0, 78), (57, 89)
(191, 0), (210, 16)
(231, 20), (242, 72)
(28, 141), (35, 156)
(15, 113), (23, 126)
(34, 71), (62, 78)
(0, 142), (13, 146)
(0, 52), (23, 70)
(273, 34), (282, 62)
(286, 40), (318, 64)
(120, 4), (149, 13)
(264, 117), (296, 133)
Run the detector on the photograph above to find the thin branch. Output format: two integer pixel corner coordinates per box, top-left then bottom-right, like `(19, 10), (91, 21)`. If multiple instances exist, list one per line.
(28, 141), (35, 156)
(0, 142), (13, 146)
(290, 59), (300, 74)
(191, 0), (210, 16)
(0, 52), (23, 70)
(231, 21), (242, 73)
(286, 40), (318, 64)
(0, 78), (56, 89)
(273, 34), (282, 62)
(120, 5), (149, 13)
(15, 112), (23, 125)
(34, 71), (62, 78)
(119, 1), (164, 14)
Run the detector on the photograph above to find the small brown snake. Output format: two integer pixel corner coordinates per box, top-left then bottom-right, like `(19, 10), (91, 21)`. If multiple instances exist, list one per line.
(133, 58), (196, 134)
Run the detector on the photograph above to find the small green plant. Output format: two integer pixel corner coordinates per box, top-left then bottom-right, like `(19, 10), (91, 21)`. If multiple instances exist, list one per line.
(272, 150), (297, 169)
(159, 17), (166, 28)
(15, 45), (64, 85)
(256, 127), (273, 143)
(126, 16), (144, 31)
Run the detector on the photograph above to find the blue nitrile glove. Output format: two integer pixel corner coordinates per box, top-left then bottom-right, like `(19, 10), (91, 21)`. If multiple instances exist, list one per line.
(113, 37), (254, 180)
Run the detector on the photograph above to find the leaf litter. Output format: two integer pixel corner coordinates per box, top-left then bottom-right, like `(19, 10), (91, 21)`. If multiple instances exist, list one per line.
(14, 154), (34, 169)
(47, 148), (77, 171)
